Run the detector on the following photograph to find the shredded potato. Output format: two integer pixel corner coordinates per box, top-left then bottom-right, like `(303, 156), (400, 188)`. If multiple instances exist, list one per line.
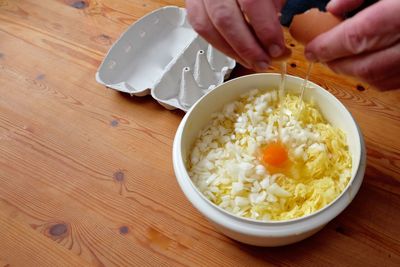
(188, 89), (351, 221)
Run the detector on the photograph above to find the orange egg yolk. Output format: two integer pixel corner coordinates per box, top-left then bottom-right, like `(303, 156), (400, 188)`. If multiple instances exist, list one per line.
(262, 142), (288, 167)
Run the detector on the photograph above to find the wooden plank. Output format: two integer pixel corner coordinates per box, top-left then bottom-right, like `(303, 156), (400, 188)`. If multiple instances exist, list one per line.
(0, 208), (90, 266)
(0, 0), (399, 266)
(0, 46), (398, 266)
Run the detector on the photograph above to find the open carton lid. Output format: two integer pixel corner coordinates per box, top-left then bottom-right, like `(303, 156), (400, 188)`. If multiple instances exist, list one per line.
(96, 6), (236, 111)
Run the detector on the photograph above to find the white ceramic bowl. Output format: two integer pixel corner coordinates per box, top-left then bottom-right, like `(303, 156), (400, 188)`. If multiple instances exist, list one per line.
(173, 73), (366, 246)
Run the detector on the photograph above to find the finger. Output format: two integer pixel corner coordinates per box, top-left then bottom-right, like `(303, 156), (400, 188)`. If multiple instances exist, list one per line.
(237, 0), (286, 58)
(186, 0), (251, 68)
(306, 0), (400, 62)
(273, 0), (286, 10)
(327, 42), (400, 90)
(369, 72), (400, 91)
(326, 0), (364, 16)
(203, 0), (271, 71)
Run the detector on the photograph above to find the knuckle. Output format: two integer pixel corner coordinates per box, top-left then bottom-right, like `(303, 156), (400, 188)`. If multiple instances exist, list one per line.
(343, 22), (369, 54)
(188, 16), (209, 36)
(257, 25), (277, 39)
(258, 26), (282, 46)
(314, 43), (331, 60)
(211, 4), (234, 28)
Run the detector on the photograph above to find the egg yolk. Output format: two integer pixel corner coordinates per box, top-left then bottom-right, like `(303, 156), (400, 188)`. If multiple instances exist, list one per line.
(262, 142), (288, 167)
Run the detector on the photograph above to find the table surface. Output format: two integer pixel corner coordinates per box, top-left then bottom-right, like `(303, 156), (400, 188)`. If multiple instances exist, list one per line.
(0, 0), (399, 266)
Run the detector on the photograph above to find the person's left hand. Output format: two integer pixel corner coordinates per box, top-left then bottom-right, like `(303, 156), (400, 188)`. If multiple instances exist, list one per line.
(305, 0), (400, 90)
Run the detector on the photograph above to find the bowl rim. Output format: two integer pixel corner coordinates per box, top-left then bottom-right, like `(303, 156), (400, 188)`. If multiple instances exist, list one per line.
(173, 73), (366, 234)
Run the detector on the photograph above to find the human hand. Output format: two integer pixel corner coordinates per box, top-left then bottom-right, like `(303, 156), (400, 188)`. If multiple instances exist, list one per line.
(186, 0), (290, 72)
(306, 0), (400, 90)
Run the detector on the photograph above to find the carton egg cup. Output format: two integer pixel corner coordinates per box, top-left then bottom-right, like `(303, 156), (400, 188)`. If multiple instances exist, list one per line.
(96, 6), (236, 111)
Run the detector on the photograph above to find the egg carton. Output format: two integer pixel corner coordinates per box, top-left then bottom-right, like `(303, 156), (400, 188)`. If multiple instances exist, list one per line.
(95, 6), (236, 111)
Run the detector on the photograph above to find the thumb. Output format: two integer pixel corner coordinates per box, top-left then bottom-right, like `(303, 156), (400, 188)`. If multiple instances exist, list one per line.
(306, 0), (400, 62)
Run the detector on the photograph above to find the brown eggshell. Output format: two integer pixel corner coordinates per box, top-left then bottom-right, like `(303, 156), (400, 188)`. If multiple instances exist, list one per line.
(289, 8), (342, 45)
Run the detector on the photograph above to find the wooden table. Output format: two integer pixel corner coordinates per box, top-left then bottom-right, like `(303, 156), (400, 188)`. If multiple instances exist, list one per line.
(0, 0), (399, 266)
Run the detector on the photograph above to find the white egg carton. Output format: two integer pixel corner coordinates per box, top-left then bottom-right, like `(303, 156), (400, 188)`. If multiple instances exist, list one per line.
(95, 6), (236, 111)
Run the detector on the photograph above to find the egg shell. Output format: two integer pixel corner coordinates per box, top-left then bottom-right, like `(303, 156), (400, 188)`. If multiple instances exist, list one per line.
(289, 8), (342, 45)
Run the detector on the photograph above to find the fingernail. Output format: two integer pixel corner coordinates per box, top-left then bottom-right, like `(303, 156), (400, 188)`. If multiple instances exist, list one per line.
(326, 1), (335, 11)
(255, 61), (269, 71)
(305, 52), (317, 62)
(268, 44), (283, 58)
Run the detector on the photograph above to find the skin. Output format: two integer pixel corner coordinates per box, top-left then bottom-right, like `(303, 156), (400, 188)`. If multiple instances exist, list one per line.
(186, 0), (400, 90)
(307, 0), (400, 90)
(186, 0), (288, 71)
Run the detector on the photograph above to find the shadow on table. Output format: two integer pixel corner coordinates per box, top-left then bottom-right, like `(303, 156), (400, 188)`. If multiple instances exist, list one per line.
(234, 163), (399, 264)
(116, 91), (186, 118)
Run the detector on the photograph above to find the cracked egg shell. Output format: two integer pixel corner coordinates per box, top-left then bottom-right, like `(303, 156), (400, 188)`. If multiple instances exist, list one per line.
(289, 8), (342, 45)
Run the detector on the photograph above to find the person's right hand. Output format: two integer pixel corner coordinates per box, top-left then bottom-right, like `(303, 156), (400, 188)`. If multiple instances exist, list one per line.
(186, 0), (289, 72)
(306, 0), (400, 90)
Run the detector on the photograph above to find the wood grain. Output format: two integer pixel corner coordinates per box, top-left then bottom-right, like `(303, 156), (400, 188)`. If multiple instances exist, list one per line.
(0, 0), (399, 266)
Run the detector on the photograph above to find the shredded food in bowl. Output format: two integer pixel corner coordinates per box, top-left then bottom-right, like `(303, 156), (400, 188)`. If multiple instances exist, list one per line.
(188, 89), (352, 221)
